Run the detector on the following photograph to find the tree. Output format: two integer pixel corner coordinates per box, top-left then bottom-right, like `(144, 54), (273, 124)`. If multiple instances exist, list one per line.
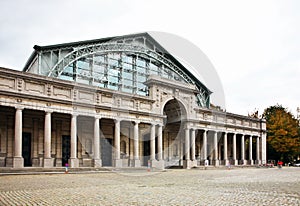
(263, 105), (300, 163)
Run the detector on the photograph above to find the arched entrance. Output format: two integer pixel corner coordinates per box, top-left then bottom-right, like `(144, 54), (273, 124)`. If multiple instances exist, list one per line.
(163, 98), (187, 168)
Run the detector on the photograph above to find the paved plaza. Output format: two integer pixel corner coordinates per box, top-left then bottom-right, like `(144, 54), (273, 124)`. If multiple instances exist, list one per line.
(0, 167), (300, 205)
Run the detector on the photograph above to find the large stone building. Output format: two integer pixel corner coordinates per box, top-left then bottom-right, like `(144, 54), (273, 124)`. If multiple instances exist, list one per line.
(0, 33), (266, 169)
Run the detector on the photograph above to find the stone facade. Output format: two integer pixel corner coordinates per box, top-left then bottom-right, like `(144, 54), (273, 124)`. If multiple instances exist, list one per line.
(0, 33), (267, 169)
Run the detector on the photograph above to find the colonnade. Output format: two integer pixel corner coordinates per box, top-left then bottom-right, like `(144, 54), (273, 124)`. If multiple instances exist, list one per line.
(11, 107), (263, 169)
(11, 106), (166, 168)
(183, 128), (262, 168)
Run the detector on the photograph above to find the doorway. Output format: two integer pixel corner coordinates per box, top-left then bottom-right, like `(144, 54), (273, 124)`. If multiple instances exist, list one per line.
(62, 135), (70, 166)
(22, 132), (31, 167)
(143, 134), (150, 166)
(101, 138), (113, 166)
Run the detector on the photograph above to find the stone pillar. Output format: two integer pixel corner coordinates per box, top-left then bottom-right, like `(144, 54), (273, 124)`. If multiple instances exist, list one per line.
(202, 130), (207, 164)
(191, 129), (196, 160)
(261, 120), (267, 164)
(241, 134), (245, 165)
(43, 111), (53, 167)
(113, 119), (122, 167)
(233, 133), (237, 165)
(249, 135), (253, 165)
(223, 132), (228, 165)
(213, 131), (219, 166)
(150, 123), (156, 161)
(191, 128), (197, 167)
(13, 107), (24, 168)
(132, 121), (141, 167)
(69, 114), (79, 168)
(155, 124), (164, 169)
(183, 127), (192, 169)
(261, 132), (267, 164)
(32, 119), (39, 167)
(55, 121), (62, 167)
(256, 136), (260, 164)
(93, 117), (101, 167)
(157, 124), (163, 160)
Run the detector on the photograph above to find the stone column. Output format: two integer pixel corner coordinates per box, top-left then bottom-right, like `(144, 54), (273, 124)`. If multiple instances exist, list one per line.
(256, 136), (260, 164)
(55, 121), (62, 167)
(93, 117), (101, 167)
(261, 132), (267, 164)
(157, 124), (163, 160)
(43, 111), (53, 167)
(155, 124), (164, 169)
(202, 130), (207, 164)
(213, 131), (219, 166)
(233, 133), (237, 165)
(132, 121), (141, 167)
(114, 119), (122, 167)
(150, 123), (156, 161)
(32, 119), (39, 167)
(249, 135), (253, 165)
(191, 129), (196, 161)
(191, 128), (197, 167)
(241, 134), (245, 165)
(69, 114), (79, 168)
(183, 127), (192, 169)
(13, 107), (24, 168)
(223, 132), (228, 165)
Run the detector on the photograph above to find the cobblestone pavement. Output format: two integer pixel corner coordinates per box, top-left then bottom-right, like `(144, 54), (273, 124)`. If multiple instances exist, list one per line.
(0, 167), (300, 205)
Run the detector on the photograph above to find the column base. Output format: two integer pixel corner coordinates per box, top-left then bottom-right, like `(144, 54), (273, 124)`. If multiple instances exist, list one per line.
(249, 160), (254, 165)
(255, 160), (261, 165)
(224, 159), (230, 166)
(150, 159), (164, 170)
(13, 157), (24, 168)
(32, 158), (39, 167)
(183, 160), (193, 169)
(191, 160), (198, 167)
(233, 159), (238, 166)
(93, 159), (102, 167)
(43, 158), (54, 168)
(55, 158), (62, 167)
(130, 159), (141, 167)
(113, 159), (123, 168)
(213, 160), (219, 166)
(69, 158), (79, 168)
(0, 157), (6, 167)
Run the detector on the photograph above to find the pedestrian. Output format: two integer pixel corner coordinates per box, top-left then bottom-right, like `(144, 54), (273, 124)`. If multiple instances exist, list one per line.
(204, 159), (209, 170)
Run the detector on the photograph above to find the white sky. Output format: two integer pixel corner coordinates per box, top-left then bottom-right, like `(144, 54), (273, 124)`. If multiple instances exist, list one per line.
(0, 0), (299, 117)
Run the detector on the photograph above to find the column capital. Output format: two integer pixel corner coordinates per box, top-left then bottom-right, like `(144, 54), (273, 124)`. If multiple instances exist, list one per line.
(114, 118), (121, 124)
(157, 123), (163, 127)
(71, 113), (79, 117)
(94, 115), (101, 120)
(45, 110), (53, 114)
(15, 106), (24, 110)
(134, 120), (140, 125)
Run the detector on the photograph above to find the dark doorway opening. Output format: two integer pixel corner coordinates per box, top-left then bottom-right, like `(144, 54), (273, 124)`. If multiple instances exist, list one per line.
(101, 138), (113, 166)
(143, 134), (150, 166)
(62, 135), (70, 166)
(22, 132), (31, 167)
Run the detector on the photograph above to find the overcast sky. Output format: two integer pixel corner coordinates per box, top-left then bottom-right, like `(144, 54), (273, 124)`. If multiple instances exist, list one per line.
(0, 0), (299, 117)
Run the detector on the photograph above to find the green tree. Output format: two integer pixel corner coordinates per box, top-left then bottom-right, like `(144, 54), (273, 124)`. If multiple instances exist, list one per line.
(263, 105), (300, 163)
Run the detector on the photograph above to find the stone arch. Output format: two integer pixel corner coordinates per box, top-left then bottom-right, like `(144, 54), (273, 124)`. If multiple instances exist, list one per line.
(161, 97), (188, 121)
